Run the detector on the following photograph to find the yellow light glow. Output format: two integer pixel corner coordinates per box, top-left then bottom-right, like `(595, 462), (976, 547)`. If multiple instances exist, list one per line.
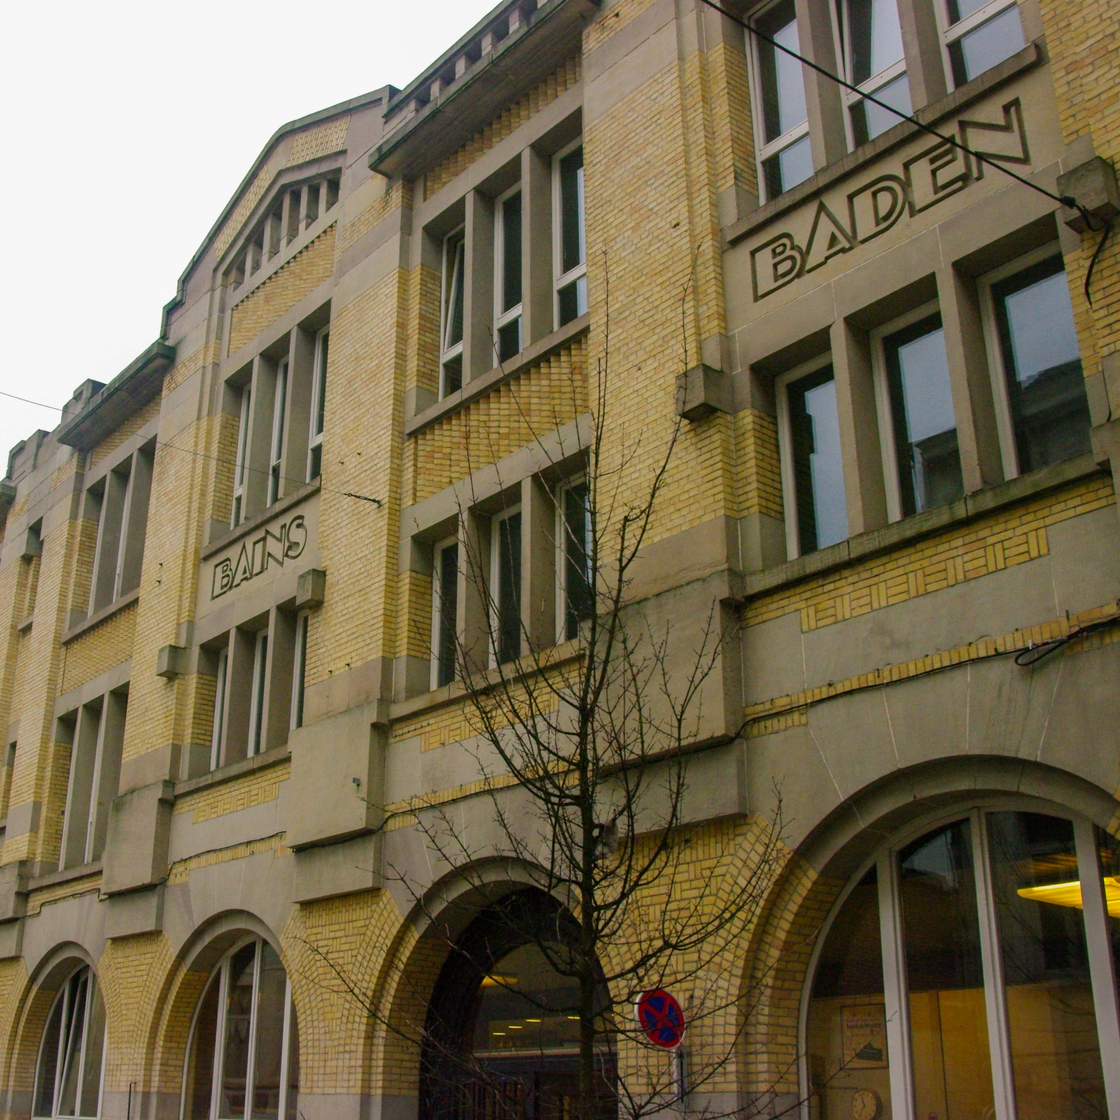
(525, 1018), (542, 1023)
(1016, 876), (1120, 917)
(480, 975), (518, 987)
(508, 1025), (523, 1030)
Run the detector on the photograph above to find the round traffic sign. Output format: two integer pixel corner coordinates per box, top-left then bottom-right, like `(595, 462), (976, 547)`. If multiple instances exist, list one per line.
(635, 989), (685, 1049)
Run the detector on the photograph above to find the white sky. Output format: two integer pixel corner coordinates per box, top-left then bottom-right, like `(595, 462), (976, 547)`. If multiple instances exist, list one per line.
(0, 0), (500, 472)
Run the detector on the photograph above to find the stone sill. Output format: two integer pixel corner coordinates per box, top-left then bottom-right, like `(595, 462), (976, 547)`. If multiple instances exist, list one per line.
(29, 861), (102, 893)
(61, 588), (140, 645)
(175, 744), (291, 799)
(405, 315), (590, 438)
(201, 479), (321, 560)
(723, 41), (1043, 248)
(16, 616), (32, 634)
(390, 638), (584, 723)
(737, 454), (1104, 602)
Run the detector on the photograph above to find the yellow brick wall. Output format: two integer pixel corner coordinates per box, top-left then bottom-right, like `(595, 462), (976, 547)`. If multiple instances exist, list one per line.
(733, 408), (783, 521)
(172, 759), (289, 824)
(424, 57), (582, 199)
(228, 224), (337, 355)
(60, 599), (137, 695)
(337, 179), (413, 255)
(90, 397), (160, 469)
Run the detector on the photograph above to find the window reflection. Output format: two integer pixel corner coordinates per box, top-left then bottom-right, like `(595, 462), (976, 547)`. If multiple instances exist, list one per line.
(788, 365), (848, 553)
(33, 967), (106, 1120)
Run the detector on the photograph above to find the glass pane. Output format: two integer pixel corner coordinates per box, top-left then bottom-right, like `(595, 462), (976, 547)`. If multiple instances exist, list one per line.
(899, 819), (995, 1120)
(948, 0), (991, 21)
(994, 258), (1090, 474)
(186, 974), (221, 1120)
(884, 315), (963, 515)
(848, 0), (904, 83)
(441, 355), (463, 398)
(807, 866), (893, 1120)
(564, 483), (593, 641)
(284, 1005), (299, 1120)
(220, 943), (257, 1120)
(950, 5), (1026, 84)
(498, 318), (521, 363)
(437, 543), (459, 688)
(78, 979), (105, 1118)
(471, 943), (581, 1054)
(251, 945), (287, 1120)
(57, 973), (88, 1118)
(501, 192), (522, 314)
(853, 73), (912, 144)
(314, 336), (327, 437)
(444, 237), (465, 351)
(987, 812), (1106, 1119)
(764, 135), (814, 198)
(558, 275), (588, 327)
(757, 0), (808, 142)
(559, 147), (585, 275)
(34, 988), (66, 1117)
(495, 513), (522, 665)
(788, 366), (848, 553)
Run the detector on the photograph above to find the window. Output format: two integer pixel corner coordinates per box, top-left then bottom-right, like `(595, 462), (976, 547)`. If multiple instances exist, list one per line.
(290, 613), (307, 731)
(555, 142), (587, 327)
(307, 329), (328, 482)
(558, 480), (592, 642)
(1, 740), (15, 821)
(841, 0), (911, 144)
(232, 388), (252, 527)
(495, 187), (523, 363)
(33, 966), (106, 1120)
(940, 0), (1024, 85)
(440, 229), (466, 397)
(183, 938), (299, 1120)
(805, 808), (1120, 1120)
(267, 358), (288, 506)
(59, 689), (127, 870)
(211, 645), (229, 771)
(87, 444), (154, 613)
(876, 308), (964, 518)
(752, 0), (813, 199)
(431, 538), (459, 689)
(984, 251), (1090, 477)
(247, 630), (269, 757)
(491, 508), (522, 666)
(778, 360), (848, 557)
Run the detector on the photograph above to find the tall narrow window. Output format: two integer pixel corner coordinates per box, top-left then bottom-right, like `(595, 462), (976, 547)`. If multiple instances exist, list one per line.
(555, 143), (587, 327)
(183, 938), (299, 1120)
(881, 312), (964, 516)
(1, 741), (15, 821)
(491, 510), (522, 666)
(86, 446), (153, 614)
(941, 0), (1024, 85)
(431, 538), (459, 689)
(267, 358), (288, 506)
(306, 331), (328, 482)
(290, 614), (307, 732)
(991, 256), (1089, 475)
(247, 631), (269, 757)
(33, 966), (106, 1120)
(781, 364), (848, 555)
(232, 387), (252, 526)
(495, 188), (523, 363)
(843, 0), (911, 144)
(560, 481), (593, 642)
(211, 645), (229, 771)
(753, 0), (812, 199)
(440, 230), (466, 397)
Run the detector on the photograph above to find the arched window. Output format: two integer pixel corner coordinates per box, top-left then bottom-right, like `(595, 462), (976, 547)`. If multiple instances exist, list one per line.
(421, 891), (613, 1120)
(33, 966), (106, 1120)
(182, 937), (298, 1120)
(805, 808), (1120, 1120)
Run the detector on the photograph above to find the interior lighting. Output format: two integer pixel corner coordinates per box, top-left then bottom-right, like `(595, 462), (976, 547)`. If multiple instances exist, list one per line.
(1016, 877), (1120, 915)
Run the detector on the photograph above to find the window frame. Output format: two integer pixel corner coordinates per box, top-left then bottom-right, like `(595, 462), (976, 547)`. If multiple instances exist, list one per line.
(439, 227), (467, 398)
(834, 0), (910, 147)
(489, 505), (523, 668)
(33, 965), (107, 1120)
(555, 477), (593, 645)
(306, 328), (328, 483)
(290, 612), (308, 732)
(775, 353), (844, 560)
(747, 0), (813, 202)
(494, 184), (524, 364)
(180, 936), (298, 1120)
(210, 644), (229, 771)
(978, 240), (1076, 481)
(231, 387), (252, 527)
(798, 798), (1120, 1120)
(430, 536), (460, 690)
(267, 357), (289, 507)
(552, 138), (587, 330)
(247, 629), (269, 757)
(935, 0), (1024, 88)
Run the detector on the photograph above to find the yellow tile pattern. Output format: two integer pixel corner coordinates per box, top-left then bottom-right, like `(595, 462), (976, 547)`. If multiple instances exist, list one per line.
(173, 758), (290, 823)
(165, 832), (290, 884)
(25, 870), (102, 916)
(286, 117), (350, 167)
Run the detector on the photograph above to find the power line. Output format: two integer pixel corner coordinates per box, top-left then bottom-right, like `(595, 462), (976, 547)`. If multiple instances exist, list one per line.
(0, 390), (63, 411)
(698, 0), (1112, 302)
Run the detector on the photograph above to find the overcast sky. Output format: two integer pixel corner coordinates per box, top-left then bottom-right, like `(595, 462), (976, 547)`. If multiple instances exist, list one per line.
(0, 0), (499, 470)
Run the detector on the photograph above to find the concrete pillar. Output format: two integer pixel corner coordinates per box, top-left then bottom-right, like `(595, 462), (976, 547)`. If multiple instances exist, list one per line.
(457, 510), (492, 678)
(283, 327), (317, 494)
(263, 606), (296, 754)
(522, 146), (553, 348)
(795, 0), (847, 170)
(222, 627), (256, 765)
(521, 475), (557, 653)
(244, 354), (276, 519)
(898, 0), (948, 110)
(464, 189), (496, 381)
(831, 318), (888, 535)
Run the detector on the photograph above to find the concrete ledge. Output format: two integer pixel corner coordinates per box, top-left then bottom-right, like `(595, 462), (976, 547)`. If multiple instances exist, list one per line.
(28, 861), (101, 893)
(293, 834), (380, 903)
(201, 479), (320, 560)
(61, 588), (139, 645)
(105, 885), (164, 939)
(101, 781), (175, 896)
(175, 744), (291, 798)
(737, 454), (1105, 601)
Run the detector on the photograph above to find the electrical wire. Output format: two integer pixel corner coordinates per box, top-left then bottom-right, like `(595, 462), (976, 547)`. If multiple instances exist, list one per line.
(0, 390), (63, 411)
(1013, 613), (1120, 666)
(697, 0), (1114, 304)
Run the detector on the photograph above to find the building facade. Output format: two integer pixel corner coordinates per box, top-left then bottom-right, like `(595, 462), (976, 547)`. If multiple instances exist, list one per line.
(0, 0), (1118, 1116)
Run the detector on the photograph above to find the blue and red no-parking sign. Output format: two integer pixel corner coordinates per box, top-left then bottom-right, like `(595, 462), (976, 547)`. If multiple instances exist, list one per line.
(635, 989), (686, 1049)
